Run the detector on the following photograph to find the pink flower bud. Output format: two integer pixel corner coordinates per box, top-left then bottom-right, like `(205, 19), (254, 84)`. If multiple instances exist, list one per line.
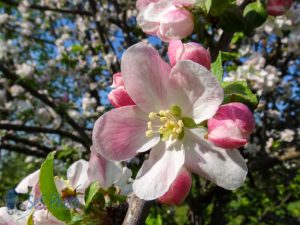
(158, 8), (194, 41)
(207, 103), (255, 149)
(137, 0), (195, 42)
(158, 168), (192, 205)
(109, 72), (135, 108)
(267, 0), (293, 16)
(168, 40), (211, 69)
(108, 86), (135, 108)
(111, 72), (124, 88)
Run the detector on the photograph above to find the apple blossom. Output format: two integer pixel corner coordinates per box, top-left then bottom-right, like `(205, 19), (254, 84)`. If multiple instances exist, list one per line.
(158, 167), (192, 205)
(207, 103), (255, 149)
(137, 0), (195, 41)
(92, 42), (248, 200)
(267, 0), (293, 16)
(108, 72), (135, 108)
(168, 40), (211, 69)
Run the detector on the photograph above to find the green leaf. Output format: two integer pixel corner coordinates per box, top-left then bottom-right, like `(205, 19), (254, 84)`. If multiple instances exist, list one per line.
(205, 0), (212, 14)
(84, 181), (105, 213)
(39, 152), (71, 222)
(211, 52), (223, 82)
(221, 81), (259, 110)
(243, 0), (267, 34)
(209, 0), (232, 16)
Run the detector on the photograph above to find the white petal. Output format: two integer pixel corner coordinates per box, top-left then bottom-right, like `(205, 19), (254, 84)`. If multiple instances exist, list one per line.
(15, 170), (40, 194)
(133, 141), (185, 200)
(184, 128), (248, 190)
(167, 60), (223, 123)
(67, 159), (89, 192)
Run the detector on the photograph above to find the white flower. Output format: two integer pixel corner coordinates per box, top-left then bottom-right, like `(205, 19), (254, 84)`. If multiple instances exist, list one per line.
(16, 63), (34, 78)
(280, 129), (295, 142)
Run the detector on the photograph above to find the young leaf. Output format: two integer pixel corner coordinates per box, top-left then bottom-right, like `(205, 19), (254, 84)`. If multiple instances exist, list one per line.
(211, 52), (223, 82)
(39, 152), (71, 222)
(243, 0), (267, 34)
(221, 81), (259, 110)
(84, 181), (105, 211)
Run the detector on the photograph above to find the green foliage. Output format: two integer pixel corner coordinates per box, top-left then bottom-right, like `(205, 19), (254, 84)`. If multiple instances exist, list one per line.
(211, 52), (223, 82)
(221, 81), (259, 110)
(219, 0), (267, 34)
(39, 152), (71, 223)
(84, 181), (105, 213)
(243, 0), (267, 34)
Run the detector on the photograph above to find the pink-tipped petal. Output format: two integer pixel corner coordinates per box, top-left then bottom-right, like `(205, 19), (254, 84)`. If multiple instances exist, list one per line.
(121, 43), (171, 112)
(267, 0), (293, 16)
(133, 141), (185, 200)
(108, 86), (136, 108)
(184, 128), (248, 190)
(158, 167), (192, 205)
(168, 40), (183, 66)
(207, 102), (255, 149)
(111, 72), (124, 88)
(92, 105), (160, 161)
(167, 60), (223, 123)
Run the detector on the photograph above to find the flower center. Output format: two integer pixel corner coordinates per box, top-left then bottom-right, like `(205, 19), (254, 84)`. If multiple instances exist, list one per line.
(145, 105), (185, 141)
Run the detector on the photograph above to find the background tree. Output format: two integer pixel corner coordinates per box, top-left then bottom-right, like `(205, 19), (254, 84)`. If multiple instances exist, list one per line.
(0, 0), (299, 224)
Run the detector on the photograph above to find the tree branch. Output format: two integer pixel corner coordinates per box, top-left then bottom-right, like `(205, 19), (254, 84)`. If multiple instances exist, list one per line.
(0, 0), (93, 16)
(0, 123), (87, 147)
(0, 143), (47, 157)
(0, 64), (91, 147)
(2, 134), (54, 153)
(122, 195), (153, 225)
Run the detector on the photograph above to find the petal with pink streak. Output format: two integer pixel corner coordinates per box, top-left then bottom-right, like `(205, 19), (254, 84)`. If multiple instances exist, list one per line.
(133, 140), (185, 200)
(121, 42), (171, 113)
(184, 128), (247, 190)
(88, 148), (123, 188)
(167, 60), (223, 123)
(15, 170), (40, 194)
(92, 105), (160, 161)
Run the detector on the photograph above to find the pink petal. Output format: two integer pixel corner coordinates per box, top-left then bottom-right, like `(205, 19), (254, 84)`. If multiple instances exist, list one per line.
(208, 123), (248, 149)
(108, 86), (136, 108)
(121, 43), (171, 113)
(92, 105), (160, 161)
(15, 170), (40, 194)
(111, 72), (124, 88)
(207, 102), (255, 149)
(158, 167), (192, 205)
(184, 128), (248, 190)
(88, 148), (123, 188)
(168, 40), (183, 66)
(133, 141), (185, 200)
(33, 209), (65, 225)
(167, 60), (223, 123)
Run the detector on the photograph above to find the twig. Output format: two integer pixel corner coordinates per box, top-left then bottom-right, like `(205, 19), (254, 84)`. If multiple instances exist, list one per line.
(122, 195), (153, 225)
